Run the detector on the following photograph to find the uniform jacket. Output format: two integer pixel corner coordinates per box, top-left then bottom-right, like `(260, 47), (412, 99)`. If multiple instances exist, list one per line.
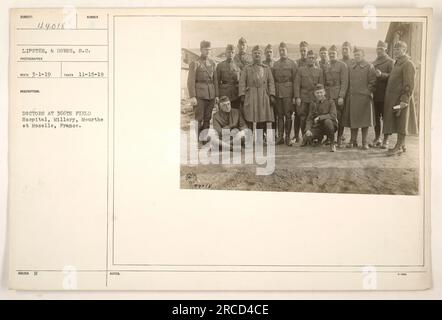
(297, 57), (320, 68)
(187, 57), (218, 100)
(343, 60), (377, 128)
(216, 59), (241, 102)
(306, 99), (337, 131)
(272, 57), (298, 98)
(239, 62), (276, 122)
(296, 57), (309, 68)
(324, 60), (349, 99)
(371, 54), (394, 102)
(294, 65), (324, 103)
(318, 59), (329, 79)
(383, 55), (416, 135)
(233, 52), (253, 71)
(340, 57), (354, 68)
(263, 58), (275, 68)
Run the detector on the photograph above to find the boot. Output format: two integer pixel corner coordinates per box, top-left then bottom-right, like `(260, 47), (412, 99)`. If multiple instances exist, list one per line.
(285, 116), (293, 146)
(329, 134), (336, 152)
(387, 134), (405, 156)
(293, 116), (300, 143)
(285, 136), (293, 146)
(381, 134), (389, 149)
(275, 118), (284, 145)
(346, 128), (358, 148)
(361, 127), (369, 150)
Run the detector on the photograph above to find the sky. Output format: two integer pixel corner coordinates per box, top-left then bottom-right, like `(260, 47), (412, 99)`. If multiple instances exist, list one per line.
(182, 20), (390, 49)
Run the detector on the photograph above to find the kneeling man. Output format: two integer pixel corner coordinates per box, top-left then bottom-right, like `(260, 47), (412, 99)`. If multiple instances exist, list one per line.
(303, 84), (338, 152)
(209, 96), (249, 150)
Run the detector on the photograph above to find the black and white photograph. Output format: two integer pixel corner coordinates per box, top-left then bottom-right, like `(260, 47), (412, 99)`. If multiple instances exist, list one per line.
(180, 19), (424, 195)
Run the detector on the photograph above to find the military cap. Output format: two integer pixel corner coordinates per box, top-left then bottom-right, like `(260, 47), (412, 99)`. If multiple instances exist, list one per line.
(299, 41), (309, 48)
(342, 41), (352, 48)
(394, 41), (407, 49)
(252, 45), (262, 52)
(314, 83), (325, 91)
(279, 42), (288, 48)
(226, 44), (235, 51)
(200, 40), (211, 49)
(328, 45), (338, 52)
(219, 96), (230, 103)
(353, 46), (364, 53)
(265, 44), (273, 51)
(238, 37), (247, 45)
(307, 49), (315, 56)
(319, 46), (327, 52)
(377, 40), (388, 49)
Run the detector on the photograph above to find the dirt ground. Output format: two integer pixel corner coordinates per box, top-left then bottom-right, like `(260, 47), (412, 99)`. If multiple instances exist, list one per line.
(180, 99), (419, 195)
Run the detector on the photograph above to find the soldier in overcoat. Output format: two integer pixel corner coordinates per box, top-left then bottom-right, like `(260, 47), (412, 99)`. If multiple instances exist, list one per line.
(383, 41), (416, 156)
(239, 45), (276, 136)
(343, 47), (377, 150)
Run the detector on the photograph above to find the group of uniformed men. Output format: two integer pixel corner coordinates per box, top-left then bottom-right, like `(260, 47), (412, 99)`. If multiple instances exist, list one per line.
(187, 36), (415, 155)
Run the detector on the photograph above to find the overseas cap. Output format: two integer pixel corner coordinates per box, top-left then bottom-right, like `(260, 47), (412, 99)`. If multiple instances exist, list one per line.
(219, 96), (230, 103)
(314, 83), (325, 91)
(328, 45), (338, 52)
(200, 40), (211, 49)
(299, 41), (309, 48)
(353, 46), (364, 53)
(342, 41), (351, 48)
(252, 45), (262, 52)
(226, 44), (235, 51)
(394, 41), (407, 49)
(238, 37), (247, 45)
(377, 40), (388, 49)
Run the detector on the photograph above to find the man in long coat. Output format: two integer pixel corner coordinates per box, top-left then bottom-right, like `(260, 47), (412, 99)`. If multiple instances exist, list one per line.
(339, 41), (355, 144)
(343, 47), (377, 150)
(272, 42), (298, 145)
(187, 40), (219, 139)
(324, 45), (348, 147)
(383, 41), (416, 156)
(239, 45), (276, 136)
(216, 44), (241, 109)
(372, 40), (394, 148)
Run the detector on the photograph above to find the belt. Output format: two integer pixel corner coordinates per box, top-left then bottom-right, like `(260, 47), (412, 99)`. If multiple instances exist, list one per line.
(220, 80), (238, 85)
(276, 81), (293, 84)
(196, 80), (214, 84)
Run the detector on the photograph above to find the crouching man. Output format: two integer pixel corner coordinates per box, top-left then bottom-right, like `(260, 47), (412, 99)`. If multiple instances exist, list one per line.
(208, 96), (250, 151)
(303, 84), (338, 152)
